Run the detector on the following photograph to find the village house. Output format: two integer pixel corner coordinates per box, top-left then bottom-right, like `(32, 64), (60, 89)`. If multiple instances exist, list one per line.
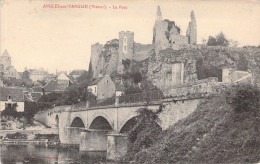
(29, 68), (48, 82)
(69, 69), (87, 79)
(0, 87), (25, 112)
(43, 73), (74, 94)
(25, 82), (44, 101)
(115, 81), (125, 97)
(88, 75), (116, 100)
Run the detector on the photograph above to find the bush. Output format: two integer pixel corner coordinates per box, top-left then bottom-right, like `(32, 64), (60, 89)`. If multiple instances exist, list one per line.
(226, 84), (259, 113)
(122, 106), (163, 161)
(6, 132), (27, 139)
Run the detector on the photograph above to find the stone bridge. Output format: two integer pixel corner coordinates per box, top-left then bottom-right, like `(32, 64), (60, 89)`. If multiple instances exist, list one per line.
(35, 97), (202, 160)
(34, 81), (220, 160)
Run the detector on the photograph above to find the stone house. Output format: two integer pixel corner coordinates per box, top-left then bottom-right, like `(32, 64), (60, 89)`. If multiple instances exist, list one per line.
(43, 73), (74, 94)
(115, 82), (125, 97)
(29, 68), (48, 82)
(0, 87), (24, 112)
(88, 75), (116, 100)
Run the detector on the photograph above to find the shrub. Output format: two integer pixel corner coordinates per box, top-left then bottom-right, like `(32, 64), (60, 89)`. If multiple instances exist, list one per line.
(6, 132), (27, 139)
(123, 105), (164, 161)
(226, 84), (259, 113)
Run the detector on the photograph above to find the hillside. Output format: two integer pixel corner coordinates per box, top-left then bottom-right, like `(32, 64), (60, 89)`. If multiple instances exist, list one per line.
(127, 84), (260, 163)
(148, 46), (260, 90)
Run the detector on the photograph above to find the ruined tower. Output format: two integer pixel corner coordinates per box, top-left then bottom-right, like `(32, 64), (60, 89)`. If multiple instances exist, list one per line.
(117, 31), (134, 74)
(186, 10), (197, 45)
(90, 43), (103, 79)
(0, 49), (11, 69)
(156, 5), (162, 22)
(153, 6), (171, 54)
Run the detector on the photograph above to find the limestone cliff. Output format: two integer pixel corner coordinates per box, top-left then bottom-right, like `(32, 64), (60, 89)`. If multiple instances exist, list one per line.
(148, 46), (260, 90)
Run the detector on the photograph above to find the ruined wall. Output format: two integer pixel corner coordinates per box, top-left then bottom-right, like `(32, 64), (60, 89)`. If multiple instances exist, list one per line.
(153, 6), (197, 53)
(132, 43), (152, 62)
(105, 50), (119, 75)
(153, 20), (171, 54)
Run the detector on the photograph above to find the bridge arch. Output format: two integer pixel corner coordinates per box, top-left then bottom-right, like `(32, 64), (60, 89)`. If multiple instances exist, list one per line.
(89, 116), (113, 130)
(118, 111), (139, 132)
(119, 116), (163, 133)
(119, 116), (138, 133)
(71, 116), (85, 127)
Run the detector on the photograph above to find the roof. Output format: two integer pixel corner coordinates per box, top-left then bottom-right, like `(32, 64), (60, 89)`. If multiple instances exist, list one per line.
(31, 92), (43, 101)
(0, 87), (24, 102)
(115, 82), (125, 91)
(43, 79), (70, 92)
(57, 73), (74, 83)
(32, 86), (43, 93)
(69, 69), (87, 75)
(89, 77), (103, 86)
(30, 68), (48, 74)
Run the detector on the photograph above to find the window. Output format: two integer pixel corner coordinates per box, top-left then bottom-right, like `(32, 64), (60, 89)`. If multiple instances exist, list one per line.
(124, 46), (127, 51)
(95, 87), (96, 93)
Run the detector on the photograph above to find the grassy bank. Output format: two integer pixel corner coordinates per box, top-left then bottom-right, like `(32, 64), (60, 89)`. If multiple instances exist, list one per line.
(124, 84), (260, 163)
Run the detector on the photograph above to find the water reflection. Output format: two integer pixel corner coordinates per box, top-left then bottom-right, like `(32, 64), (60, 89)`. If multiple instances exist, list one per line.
(0, 145), (118, 164)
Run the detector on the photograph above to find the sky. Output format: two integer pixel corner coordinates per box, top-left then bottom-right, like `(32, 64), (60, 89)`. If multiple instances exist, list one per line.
(0, 0), (260, 73)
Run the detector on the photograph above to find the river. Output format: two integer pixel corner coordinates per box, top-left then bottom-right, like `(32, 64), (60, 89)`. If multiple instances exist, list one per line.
(0, 144), (119, 164)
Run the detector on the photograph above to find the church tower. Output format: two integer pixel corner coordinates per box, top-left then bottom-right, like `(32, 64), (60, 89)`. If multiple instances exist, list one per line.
(0, 49), (11, 69)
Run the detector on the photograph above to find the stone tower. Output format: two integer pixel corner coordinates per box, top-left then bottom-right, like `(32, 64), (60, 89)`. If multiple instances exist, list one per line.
(118, 31), (134, 74)
(156, 5), (162, 22)
(0, 49), (11, 69)
(90, 43), (103, 79)
(153, 6), (171, 54)
(186, 10), (197, 45)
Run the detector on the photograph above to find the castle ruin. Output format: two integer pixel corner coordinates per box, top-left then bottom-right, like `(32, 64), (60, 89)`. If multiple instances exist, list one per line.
(153, 6), (197, 53)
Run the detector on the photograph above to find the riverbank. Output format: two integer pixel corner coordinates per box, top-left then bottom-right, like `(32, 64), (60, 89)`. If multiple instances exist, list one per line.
(123, 84), (260, 163)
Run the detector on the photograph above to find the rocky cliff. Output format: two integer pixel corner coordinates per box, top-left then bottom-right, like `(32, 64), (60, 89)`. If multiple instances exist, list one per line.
(148, 45), (260, 90)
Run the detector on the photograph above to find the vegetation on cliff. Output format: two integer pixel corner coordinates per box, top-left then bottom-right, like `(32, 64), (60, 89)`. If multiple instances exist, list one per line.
(124, 84), (260, 163)
(122, 106), (163, 162)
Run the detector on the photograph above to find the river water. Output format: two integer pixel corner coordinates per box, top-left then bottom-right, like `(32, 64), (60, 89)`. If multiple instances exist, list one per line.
(0, 144), (119, 164)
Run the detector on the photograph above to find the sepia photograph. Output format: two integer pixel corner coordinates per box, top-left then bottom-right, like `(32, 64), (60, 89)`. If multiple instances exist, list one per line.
(0, 0), (259, 163)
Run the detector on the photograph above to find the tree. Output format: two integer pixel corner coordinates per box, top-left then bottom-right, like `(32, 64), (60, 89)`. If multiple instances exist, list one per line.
(22, 70), (30, 80)
(207, 32), (230, 46)
(207, 36), (217, 46)
(216, 32), (229, 46)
